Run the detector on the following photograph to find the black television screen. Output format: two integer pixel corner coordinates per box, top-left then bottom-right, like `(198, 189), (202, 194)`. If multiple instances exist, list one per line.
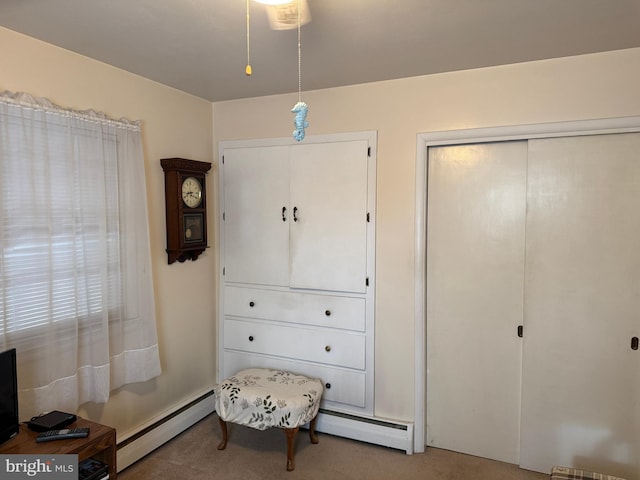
(0, 348), (19, 444)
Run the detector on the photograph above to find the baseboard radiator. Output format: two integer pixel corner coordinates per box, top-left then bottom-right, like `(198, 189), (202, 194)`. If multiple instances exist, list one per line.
(116, 389), (215, 472)
(117, 392), (414, 471)
(315, 409), (414, 455)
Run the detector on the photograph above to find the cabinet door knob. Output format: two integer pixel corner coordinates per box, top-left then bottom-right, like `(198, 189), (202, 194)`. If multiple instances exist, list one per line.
(325, 310), (331, 316)
(325, 345), (331, 352)
(249, 301), (255, 307)
(248, 336), (254, 342)
(325, 383), (331, 389)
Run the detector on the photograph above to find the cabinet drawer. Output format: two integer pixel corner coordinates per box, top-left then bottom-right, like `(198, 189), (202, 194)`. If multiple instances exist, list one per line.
(223, 350), (367, 408)
(224, 318), (365, 370)
(224, 286), (365, 331)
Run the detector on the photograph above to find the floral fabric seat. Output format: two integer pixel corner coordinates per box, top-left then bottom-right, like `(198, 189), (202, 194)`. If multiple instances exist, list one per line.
(214, 368), (324, 471)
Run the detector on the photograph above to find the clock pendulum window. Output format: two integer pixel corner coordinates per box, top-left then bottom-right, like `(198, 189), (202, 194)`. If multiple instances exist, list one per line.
(160, 158), (212, 264)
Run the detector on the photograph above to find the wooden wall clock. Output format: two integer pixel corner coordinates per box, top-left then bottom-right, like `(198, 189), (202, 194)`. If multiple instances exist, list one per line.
(160, 158), (212, 264)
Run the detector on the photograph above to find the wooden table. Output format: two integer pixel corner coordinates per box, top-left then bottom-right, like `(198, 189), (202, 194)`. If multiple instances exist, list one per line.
(0, 417), (116, 479)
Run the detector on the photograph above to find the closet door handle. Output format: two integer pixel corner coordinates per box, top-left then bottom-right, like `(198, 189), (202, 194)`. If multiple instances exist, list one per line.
(632, 336), (639, 351)
(293, 206), (298, 222)
(282, 206), (287, 222)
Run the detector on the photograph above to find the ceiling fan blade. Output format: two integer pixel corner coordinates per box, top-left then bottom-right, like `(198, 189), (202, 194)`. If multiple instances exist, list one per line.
(265, 0), (311, 30)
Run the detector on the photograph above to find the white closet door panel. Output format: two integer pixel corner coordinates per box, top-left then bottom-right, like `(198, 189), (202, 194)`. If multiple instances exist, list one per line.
(289, 141), (369, 293)
(223, 146), (290, 286)
(520, 133), (640, 479)
(426, 141), (527, 464)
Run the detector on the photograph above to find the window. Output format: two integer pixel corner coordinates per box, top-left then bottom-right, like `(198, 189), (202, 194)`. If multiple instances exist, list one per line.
(0, 91), (160, 419)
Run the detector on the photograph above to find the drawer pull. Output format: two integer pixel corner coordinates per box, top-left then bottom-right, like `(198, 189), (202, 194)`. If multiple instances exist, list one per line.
(325, 345), (331, 352)
(325, 383), (331, 389)
(325, 310), (331, 316)
(249, 301), (255, 307)
(248, 336), (254, 342)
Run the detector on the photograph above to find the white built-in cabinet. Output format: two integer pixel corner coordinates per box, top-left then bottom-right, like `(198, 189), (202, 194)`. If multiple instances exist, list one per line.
(427, 132), (640, 479)
(218, 132), (376, 416)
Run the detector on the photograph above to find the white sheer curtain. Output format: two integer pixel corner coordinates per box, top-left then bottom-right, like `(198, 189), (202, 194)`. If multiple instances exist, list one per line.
(0, 91), (161, 420)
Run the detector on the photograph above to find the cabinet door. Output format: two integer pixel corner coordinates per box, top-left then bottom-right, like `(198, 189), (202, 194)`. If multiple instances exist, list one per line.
(223, 146), (290, 286)
(290, 140), (369, 293)
(520, 133), (640, 479)
(426, 141), (527, 464)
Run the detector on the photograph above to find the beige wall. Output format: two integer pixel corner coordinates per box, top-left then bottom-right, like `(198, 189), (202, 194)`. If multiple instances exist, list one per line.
(212, 47), (640, 421)
(4, 24), (640, 433)
(1, 27), (216, 440)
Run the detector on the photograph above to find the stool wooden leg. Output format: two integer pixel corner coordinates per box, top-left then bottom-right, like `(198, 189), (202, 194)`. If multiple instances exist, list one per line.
(308, 415), (319, 444)
(283, 427), (299, 472)
(217, 416), (228, 450)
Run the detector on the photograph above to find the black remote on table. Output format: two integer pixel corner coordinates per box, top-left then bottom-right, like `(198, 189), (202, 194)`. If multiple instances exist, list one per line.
(36, 427), (90, 443)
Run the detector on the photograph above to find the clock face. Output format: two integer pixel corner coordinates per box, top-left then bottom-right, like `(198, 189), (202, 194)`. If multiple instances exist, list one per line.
(181, 176), (202, 208)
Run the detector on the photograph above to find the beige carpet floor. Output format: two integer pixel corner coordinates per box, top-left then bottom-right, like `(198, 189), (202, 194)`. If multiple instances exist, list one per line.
(118, 414), (548, 479)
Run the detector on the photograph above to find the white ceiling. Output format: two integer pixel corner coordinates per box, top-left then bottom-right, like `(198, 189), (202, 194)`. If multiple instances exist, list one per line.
(1, 0), (639, 102)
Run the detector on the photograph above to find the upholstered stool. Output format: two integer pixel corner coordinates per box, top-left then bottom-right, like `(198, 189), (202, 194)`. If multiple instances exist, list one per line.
(550, 466), (626, 480)
(214, 368), (324, 471)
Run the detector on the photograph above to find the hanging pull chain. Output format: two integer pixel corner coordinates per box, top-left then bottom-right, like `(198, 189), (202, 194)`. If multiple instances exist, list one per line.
(245, 0), (252, 76)
(297, 0), (302, 103)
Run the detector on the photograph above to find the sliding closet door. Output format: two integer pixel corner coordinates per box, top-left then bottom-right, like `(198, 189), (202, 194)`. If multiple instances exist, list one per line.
(520, 133), (640, 479)
(426, 141), (527, 464)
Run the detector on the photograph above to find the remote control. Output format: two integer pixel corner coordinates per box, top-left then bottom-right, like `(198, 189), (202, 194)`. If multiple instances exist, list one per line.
(36, 427), (90, 443)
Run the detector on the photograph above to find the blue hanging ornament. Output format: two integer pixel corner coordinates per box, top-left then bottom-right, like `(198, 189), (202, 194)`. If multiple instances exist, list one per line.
(291, 101), (308, 142)
(290, 0), (309, 142)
